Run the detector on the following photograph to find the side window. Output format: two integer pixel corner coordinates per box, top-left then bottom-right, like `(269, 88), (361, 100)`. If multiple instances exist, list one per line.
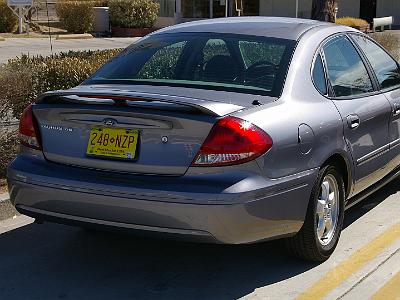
(312, 53), (327, 95)
(137, 41), (187, 79)
(323, 36), (374, 97)
(351, 34), (400, 90)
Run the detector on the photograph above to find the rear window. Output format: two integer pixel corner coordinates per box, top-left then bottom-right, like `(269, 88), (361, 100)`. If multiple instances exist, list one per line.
(86, 33), (296, 97)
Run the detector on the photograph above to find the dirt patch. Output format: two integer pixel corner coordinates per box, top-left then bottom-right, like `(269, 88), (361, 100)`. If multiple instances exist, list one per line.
(0, 200), (18, 221)
(0, 178), (8, 193)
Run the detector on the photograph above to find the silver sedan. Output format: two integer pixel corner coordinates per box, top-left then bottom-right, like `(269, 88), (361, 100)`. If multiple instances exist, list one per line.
(7, 17), (400, 262)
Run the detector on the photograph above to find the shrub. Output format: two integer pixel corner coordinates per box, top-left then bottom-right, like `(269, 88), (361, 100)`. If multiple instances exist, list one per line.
(56, 1), (94, 33)
(369, 32), (400, 61)
(0, 129), (19, 178)
(0, 0), (18, 33)
(109, 0), (159, 28)
(336, 17), (369, 28)
(0, 49), (122, 179)
(62, 0), (110, 7)
(0, 63), (34, 122)
(0, 49), (122, 119)
(92, 0), (109, 6)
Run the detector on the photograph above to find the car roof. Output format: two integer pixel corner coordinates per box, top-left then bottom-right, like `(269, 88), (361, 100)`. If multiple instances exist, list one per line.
(153, 17), (337, 41)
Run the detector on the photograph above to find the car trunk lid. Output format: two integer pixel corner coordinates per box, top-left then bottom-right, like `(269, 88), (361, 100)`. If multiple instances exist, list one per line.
(33, 85), (275, 176)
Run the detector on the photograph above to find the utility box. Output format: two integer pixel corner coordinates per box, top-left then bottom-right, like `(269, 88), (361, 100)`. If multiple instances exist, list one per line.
(93, 7), (110, 33)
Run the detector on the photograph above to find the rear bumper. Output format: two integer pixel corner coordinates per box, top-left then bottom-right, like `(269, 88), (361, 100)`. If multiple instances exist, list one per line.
(7, 154), (318, 244)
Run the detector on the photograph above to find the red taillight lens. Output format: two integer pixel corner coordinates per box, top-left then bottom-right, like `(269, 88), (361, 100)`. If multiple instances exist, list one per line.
(192, 116), (272, 167)
(19, 104), (41, 150)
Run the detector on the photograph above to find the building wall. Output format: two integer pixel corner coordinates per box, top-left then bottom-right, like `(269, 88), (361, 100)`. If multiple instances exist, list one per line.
(259, 0), (312, 19)
(336, 0), (360, 18)
(259, 0), (362, 20)
(377, 0), (400, 25)
(155, 17), (177, 28)
(169, 0), (399, 27)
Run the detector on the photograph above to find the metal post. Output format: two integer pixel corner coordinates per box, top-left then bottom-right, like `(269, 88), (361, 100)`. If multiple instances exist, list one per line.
(174, 0), (182, 24)
(295, 0), (299, 18)
(209, 0), (213, 18)
(225, 0), (228, 17)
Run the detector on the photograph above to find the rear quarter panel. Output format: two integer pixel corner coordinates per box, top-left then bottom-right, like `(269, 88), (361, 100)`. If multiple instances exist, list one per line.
(232, 26), (354, 184)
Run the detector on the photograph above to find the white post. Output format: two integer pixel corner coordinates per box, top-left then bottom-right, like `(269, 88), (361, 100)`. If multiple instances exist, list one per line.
(18, 7), (23, 34)
(7, 0), (33, 34)
(295, 0), (299, 18)
(225, 0), (229, 17)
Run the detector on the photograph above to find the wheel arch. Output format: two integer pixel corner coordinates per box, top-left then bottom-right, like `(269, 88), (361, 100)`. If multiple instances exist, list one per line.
(321, 152), (353, 199)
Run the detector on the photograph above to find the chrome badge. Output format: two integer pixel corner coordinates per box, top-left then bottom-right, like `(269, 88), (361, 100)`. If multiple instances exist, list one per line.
(103, 118), (117, 126)
(41, 124), (73, 132)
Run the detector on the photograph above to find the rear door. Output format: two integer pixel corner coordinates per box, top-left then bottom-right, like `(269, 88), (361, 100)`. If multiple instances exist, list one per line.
(322, 35), (393, 195)
(349, 33), (400, 170)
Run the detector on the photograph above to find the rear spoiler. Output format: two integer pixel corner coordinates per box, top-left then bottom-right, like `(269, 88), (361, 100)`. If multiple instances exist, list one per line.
(37, 90), (245, 117)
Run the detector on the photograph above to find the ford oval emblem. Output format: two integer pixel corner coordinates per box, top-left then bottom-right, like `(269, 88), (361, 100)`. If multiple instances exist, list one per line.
(103, 118), (117, 126)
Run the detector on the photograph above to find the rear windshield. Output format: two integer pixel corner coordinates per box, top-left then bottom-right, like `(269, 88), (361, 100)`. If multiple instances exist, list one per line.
(85, 33), (296, 97)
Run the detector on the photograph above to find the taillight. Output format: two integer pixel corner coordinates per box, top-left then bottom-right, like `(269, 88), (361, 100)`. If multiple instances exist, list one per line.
(19, 104), (41, 150)
(192, 116), (272, 167)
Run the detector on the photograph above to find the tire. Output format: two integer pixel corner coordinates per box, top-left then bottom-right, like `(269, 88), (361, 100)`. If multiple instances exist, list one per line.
(286, 165), (345, 262)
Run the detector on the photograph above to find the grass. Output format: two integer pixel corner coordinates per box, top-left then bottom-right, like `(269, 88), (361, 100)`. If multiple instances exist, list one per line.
(0, 21), (69, 38)
(336, 17), (369, 27)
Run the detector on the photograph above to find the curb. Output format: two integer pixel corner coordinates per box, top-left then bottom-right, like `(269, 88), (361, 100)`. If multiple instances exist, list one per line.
(0, 37), (5, 42)
(0, 193), (9, 203)
(56, 34), (93, 40)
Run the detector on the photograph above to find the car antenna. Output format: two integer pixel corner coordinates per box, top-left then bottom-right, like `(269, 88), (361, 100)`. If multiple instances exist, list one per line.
(45, 0), (53, 58)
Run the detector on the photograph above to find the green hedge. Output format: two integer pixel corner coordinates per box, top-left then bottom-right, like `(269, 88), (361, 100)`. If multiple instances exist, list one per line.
(0, 49), (122, 178)
(0, 0), (18, 33)
(0, 130), (18, 178)
(109, 0), (159, 28)
(0, 49), (122, 120)
(56, 1), (95, 33)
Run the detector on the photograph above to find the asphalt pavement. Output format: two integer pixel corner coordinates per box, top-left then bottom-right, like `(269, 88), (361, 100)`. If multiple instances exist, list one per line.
(0, 37), (139, 64)
(0, 178), (399, 299)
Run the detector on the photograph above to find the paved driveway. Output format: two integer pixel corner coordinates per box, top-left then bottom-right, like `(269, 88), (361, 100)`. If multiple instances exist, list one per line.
(0, 37), (139, 64)
(0, 178), (399, 299)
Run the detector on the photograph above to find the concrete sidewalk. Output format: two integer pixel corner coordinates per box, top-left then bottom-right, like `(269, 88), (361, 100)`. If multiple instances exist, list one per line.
(0, 37), (139, 64)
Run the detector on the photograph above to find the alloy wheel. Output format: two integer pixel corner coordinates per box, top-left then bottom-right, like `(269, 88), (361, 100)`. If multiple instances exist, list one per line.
(315, 174), (340, 246)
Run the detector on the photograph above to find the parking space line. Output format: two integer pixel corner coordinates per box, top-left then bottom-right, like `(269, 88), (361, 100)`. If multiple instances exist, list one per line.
(371, 271), (400, 300)
(295, 222), (400, 300)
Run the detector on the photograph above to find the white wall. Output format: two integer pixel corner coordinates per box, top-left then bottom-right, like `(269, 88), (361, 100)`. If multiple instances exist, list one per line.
(377, 0), (400, 25)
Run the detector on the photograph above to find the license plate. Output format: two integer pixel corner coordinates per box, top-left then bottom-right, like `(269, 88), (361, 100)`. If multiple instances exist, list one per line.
(86, 127), (139, 160)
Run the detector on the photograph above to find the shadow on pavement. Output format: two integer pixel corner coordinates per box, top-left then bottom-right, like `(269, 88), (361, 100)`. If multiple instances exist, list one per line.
(343, 177), (400, 229)
(0, 178), (398, 299)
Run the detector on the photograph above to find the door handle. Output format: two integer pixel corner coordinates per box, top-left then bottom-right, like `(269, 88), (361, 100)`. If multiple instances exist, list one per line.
(394, 102), (400, 116)
(347, 114), (360, 129)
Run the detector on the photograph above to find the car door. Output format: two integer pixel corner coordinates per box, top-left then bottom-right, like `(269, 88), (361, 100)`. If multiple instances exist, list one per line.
(322, 35), (393, 195)
(350, 33), (400, 170)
